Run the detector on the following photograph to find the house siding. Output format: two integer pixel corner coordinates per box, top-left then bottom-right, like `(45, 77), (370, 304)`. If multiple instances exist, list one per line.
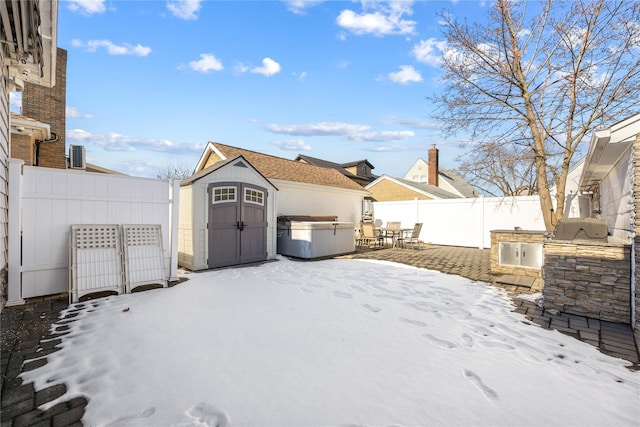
(1, 48), (9, 305)
(368, 179), (432, 202)
(272, 179), (362, 223)
(600, 147), (634, 242)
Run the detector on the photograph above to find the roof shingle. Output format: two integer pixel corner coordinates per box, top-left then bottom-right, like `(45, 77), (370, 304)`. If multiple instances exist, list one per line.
(206, 143), (366, 192)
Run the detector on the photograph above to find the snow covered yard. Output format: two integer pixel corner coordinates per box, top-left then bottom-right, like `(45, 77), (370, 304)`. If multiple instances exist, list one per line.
(23, 257), (639, 426)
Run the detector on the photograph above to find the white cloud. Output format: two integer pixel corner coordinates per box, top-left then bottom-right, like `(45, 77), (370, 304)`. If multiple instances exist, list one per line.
(380, 116), (441, 130)
(72, 39), (152, 56)
(188, 54), (224, 73)
(66, 107), (93, 119)
(388, 65), (422, 84)
(348, 130), (415, 142)
(251, 58), (282, 76)
(9, 92), (21, 112)
(293, 71), (308, 82)
(271, 139), (312, 151)
(67, 0), (106, 15)
(336, 1), (416, 36)
(234, 62), (250, 73)
(265, 122), (370, 136)
(412, 38), (448, 66)
(285, 0), (324, 15)
(67, 129), (203, 154)
(167, 0), (202, 20)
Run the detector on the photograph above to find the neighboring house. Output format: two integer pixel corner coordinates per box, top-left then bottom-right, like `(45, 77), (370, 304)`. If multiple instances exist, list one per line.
(1, 0), (58, 307)
(365, 175), (465, 202)
(194, 142), (369, 223)
(366, 144), (477, 202)
(295, 154), (377, 187)
(403, 144), (477, 198)
(179, 155), (278, 271)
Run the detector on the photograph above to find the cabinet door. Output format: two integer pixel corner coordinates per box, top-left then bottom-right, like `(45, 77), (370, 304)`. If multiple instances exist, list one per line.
(520, 243), (543, 268)
(499, 242), (520, 266)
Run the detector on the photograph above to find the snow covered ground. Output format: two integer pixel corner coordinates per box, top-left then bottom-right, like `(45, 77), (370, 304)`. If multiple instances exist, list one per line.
(23, 257), (639, 426)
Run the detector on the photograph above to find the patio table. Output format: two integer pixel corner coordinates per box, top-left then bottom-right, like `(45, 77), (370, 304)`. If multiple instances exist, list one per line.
(379, 227), (413, 248)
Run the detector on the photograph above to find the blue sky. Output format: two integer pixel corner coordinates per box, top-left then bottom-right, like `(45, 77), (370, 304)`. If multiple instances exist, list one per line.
(13, 0), (489, 178)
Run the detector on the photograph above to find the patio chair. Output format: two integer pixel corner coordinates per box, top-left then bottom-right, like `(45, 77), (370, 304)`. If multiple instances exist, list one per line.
(359, 222), (384, 249)
(383, 221), (401, 247)
(397, 223), (423, 250)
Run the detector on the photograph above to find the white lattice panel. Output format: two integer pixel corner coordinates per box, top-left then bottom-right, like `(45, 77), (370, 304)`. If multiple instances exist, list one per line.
(122, 224), (167, 292)
(69, 225), (123, 303)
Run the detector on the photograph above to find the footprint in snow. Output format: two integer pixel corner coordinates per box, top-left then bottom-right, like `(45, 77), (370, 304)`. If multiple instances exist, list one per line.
(104, 407), (156, 426)
(333, 291), (353, 299)
(361, 304), (381, 313)
(185, 403), (230, 427)
(463, 369), (499, 403)
(399, 318), (427, 327)
(461, 333), (474, 347)
(422, 333), (457, 349)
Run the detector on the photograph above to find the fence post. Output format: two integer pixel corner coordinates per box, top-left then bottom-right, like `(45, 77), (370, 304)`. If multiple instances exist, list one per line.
(479, 196), (486, 249)
(7, 159), (24, 306)
(168, 179), (180, 282)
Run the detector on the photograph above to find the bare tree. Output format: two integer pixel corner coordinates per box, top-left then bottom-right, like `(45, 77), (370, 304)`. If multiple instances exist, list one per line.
(432, 0), (640, 230)
(456, 140), (537, 197)
(157, 158), (192, 180)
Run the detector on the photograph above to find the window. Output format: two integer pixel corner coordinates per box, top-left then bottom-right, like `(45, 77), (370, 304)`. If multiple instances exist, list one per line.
(212, 187), (236, 203)
(245, 188), (264, 205)
(361, 166), (367, 175)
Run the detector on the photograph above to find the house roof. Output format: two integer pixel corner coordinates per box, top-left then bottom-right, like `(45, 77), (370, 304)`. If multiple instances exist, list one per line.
(10, 113), (51, 140)
(439, 168), (478, 198)
(295, 154), (377, 183)
(366, 175), (461, 199)
(182, 155), (277, 189)
(196, 142), (366, 192)
(404, 158), (477, 198)
(580, 112), (640, 190)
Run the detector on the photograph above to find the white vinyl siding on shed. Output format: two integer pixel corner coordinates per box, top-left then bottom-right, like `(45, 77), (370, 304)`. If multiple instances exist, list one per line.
(178, 160), (277, 271)
(271, 179), (365, 224)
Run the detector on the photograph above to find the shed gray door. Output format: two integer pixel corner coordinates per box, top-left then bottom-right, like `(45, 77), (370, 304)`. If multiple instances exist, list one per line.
(207, 183), (267, 268)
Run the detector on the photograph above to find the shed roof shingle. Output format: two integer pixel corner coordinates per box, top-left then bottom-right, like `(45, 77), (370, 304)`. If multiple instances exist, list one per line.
(205, 143), (366, 192)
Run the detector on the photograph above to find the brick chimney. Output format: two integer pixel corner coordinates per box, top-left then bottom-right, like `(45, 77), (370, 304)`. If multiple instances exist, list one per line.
(22, 48), (67, 169)
(428, 144), (439, 186)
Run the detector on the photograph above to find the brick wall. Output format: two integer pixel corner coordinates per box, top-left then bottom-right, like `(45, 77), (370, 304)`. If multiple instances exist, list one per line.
(21, 48), (66, 169)
(11, 133), (35, 165)
(543, 241), (631, 323)
(490, 230), (545, 277)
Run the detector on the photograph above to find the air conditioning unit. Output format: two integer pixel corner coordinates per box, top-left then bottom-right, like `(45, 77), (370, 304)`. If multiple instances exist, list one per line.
(69, 145), (86, 169)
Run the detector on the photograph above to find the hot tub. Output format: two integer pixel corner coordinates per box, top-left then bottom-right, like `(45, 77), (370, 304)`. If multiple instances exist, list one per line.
(277, 219), (356, 259)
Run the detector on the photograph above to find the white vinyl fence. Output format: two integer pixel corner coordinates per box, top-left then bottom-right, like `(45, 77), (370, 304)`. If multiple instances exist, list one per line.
(7, 160), (179, 305)
(372, 196), (546, 249)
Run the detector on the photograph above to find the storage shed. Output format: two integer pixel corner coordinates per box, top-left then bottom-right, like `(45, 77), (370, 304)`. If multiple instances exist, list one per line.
(178, 156), (278, 270)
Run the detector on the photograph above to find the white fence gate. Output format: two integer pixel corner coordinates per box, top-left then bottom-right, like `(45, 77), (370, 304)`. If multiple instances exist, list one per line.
(372, 196), (547, 249)
(7, 160), (179, 306)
